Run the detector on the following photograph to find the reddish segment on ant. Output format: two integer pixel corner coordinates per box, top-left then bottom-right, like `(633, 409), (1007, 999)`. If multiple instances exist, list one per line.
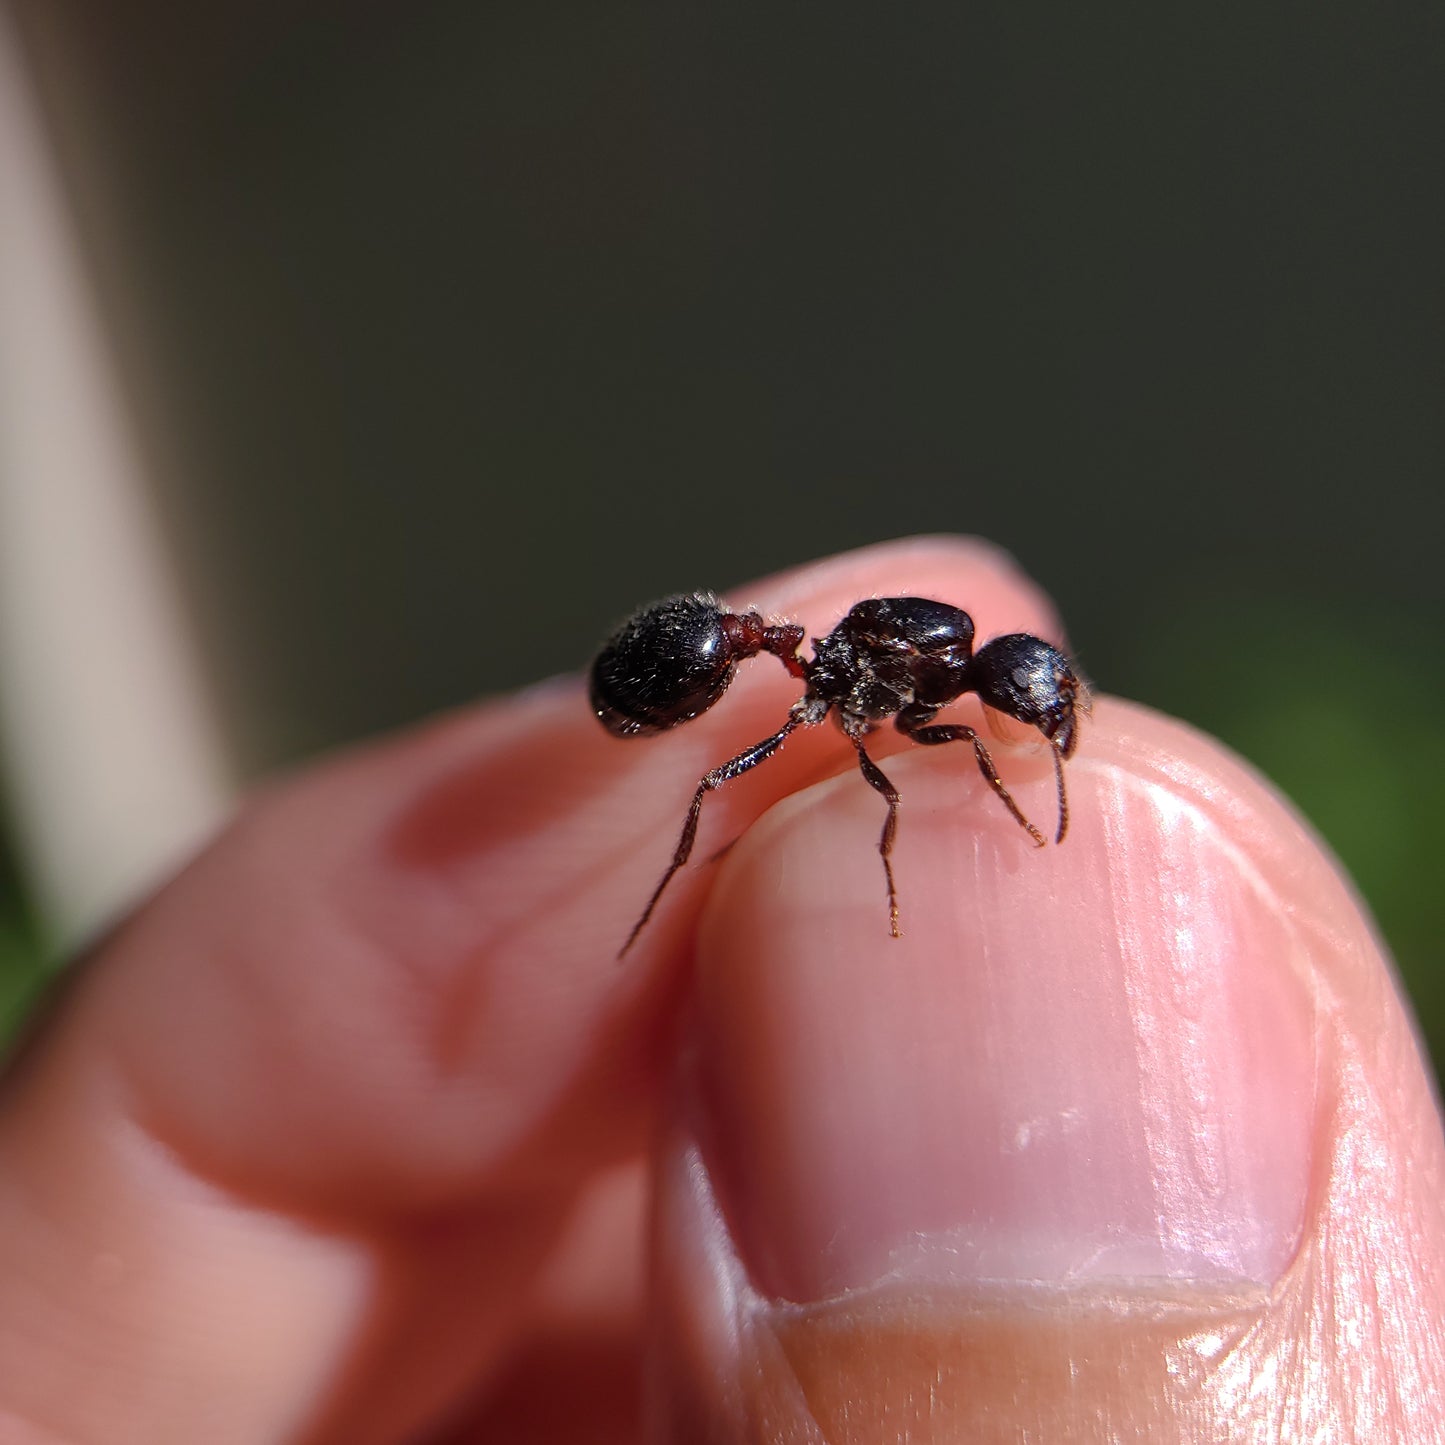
(590, 592), (1085, 956)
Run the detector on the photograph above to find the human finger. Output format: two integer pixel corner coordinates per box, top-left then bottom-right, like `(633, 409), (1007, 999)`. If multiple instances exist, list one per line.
(0, 534), (1057, 1443)
(651, 696), (1445, 1440)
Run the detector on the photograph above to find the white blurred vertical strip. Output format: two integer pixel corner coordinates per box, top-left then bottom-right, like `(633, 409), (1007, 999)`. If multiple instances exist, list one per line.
(0, 10), (234, 947)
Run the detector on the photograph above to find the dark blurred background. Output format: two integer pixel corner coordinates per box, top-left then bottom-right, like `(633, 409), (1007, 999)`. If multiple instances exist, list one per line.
(3, 3), (1442, 1063)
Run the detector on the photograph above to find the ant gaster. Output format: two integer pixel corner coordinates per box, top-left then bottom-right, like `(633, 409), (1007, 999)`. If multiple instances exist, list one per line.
(591, 592), (1084, 956)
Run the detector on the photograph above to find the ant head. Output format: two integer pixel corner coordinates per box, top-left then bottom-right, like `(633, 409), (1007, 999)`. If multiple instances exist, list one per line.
(970, 634), (1084, 757)
(590, 592), (746, 737)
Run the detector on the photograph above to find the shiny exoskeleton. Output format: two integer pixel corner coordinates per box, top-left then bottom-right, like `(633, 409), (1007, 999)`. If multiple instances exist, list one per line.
(591, 592), (1085, 955)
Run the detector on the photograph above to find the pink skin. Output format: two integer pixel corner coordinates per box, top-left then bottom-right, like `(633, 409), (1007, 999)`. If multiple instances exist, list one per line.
(0, 536), (1441, 1443)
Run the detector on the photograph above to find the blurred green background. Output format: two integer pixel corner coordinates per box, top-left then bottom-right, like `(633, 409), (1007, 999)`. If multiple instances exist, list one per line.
(4, 4), (1442, 1068)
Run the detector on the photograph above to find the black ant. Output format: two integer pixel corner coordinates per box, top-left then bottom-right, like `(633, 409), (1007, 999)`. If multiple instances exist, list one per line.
(591, 592), (1085, 955)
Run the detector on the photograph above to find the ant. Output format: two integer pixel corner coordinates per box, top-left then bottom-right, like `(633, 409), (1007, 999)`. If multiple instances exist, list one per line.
(591, 592), (1085, 955)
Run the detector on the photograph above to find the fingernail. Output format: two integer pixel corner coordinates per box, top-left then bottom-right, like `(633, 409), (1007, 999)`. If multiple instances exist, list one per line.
(689, 704), (1317, 1303)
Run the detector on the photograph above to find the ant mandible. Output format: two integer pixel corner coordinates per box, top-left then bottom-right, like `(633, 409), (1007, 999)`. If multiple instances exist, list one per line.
(591, 592), (1085, 956)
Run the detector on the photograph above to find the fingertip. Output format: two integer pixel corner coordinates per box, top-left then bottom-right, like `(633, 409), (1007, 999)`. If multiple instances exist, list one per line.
(652, 696), (1445, 1439)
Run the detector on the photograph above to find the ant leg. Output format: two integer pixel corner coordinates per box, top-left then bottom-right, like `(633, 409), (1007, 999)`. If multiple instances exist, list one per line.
(848, 733), (904, 938)
(1051, 743), (1069, 844)
(898, 717), (1046, 848)
(619, 715), (802, 957)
